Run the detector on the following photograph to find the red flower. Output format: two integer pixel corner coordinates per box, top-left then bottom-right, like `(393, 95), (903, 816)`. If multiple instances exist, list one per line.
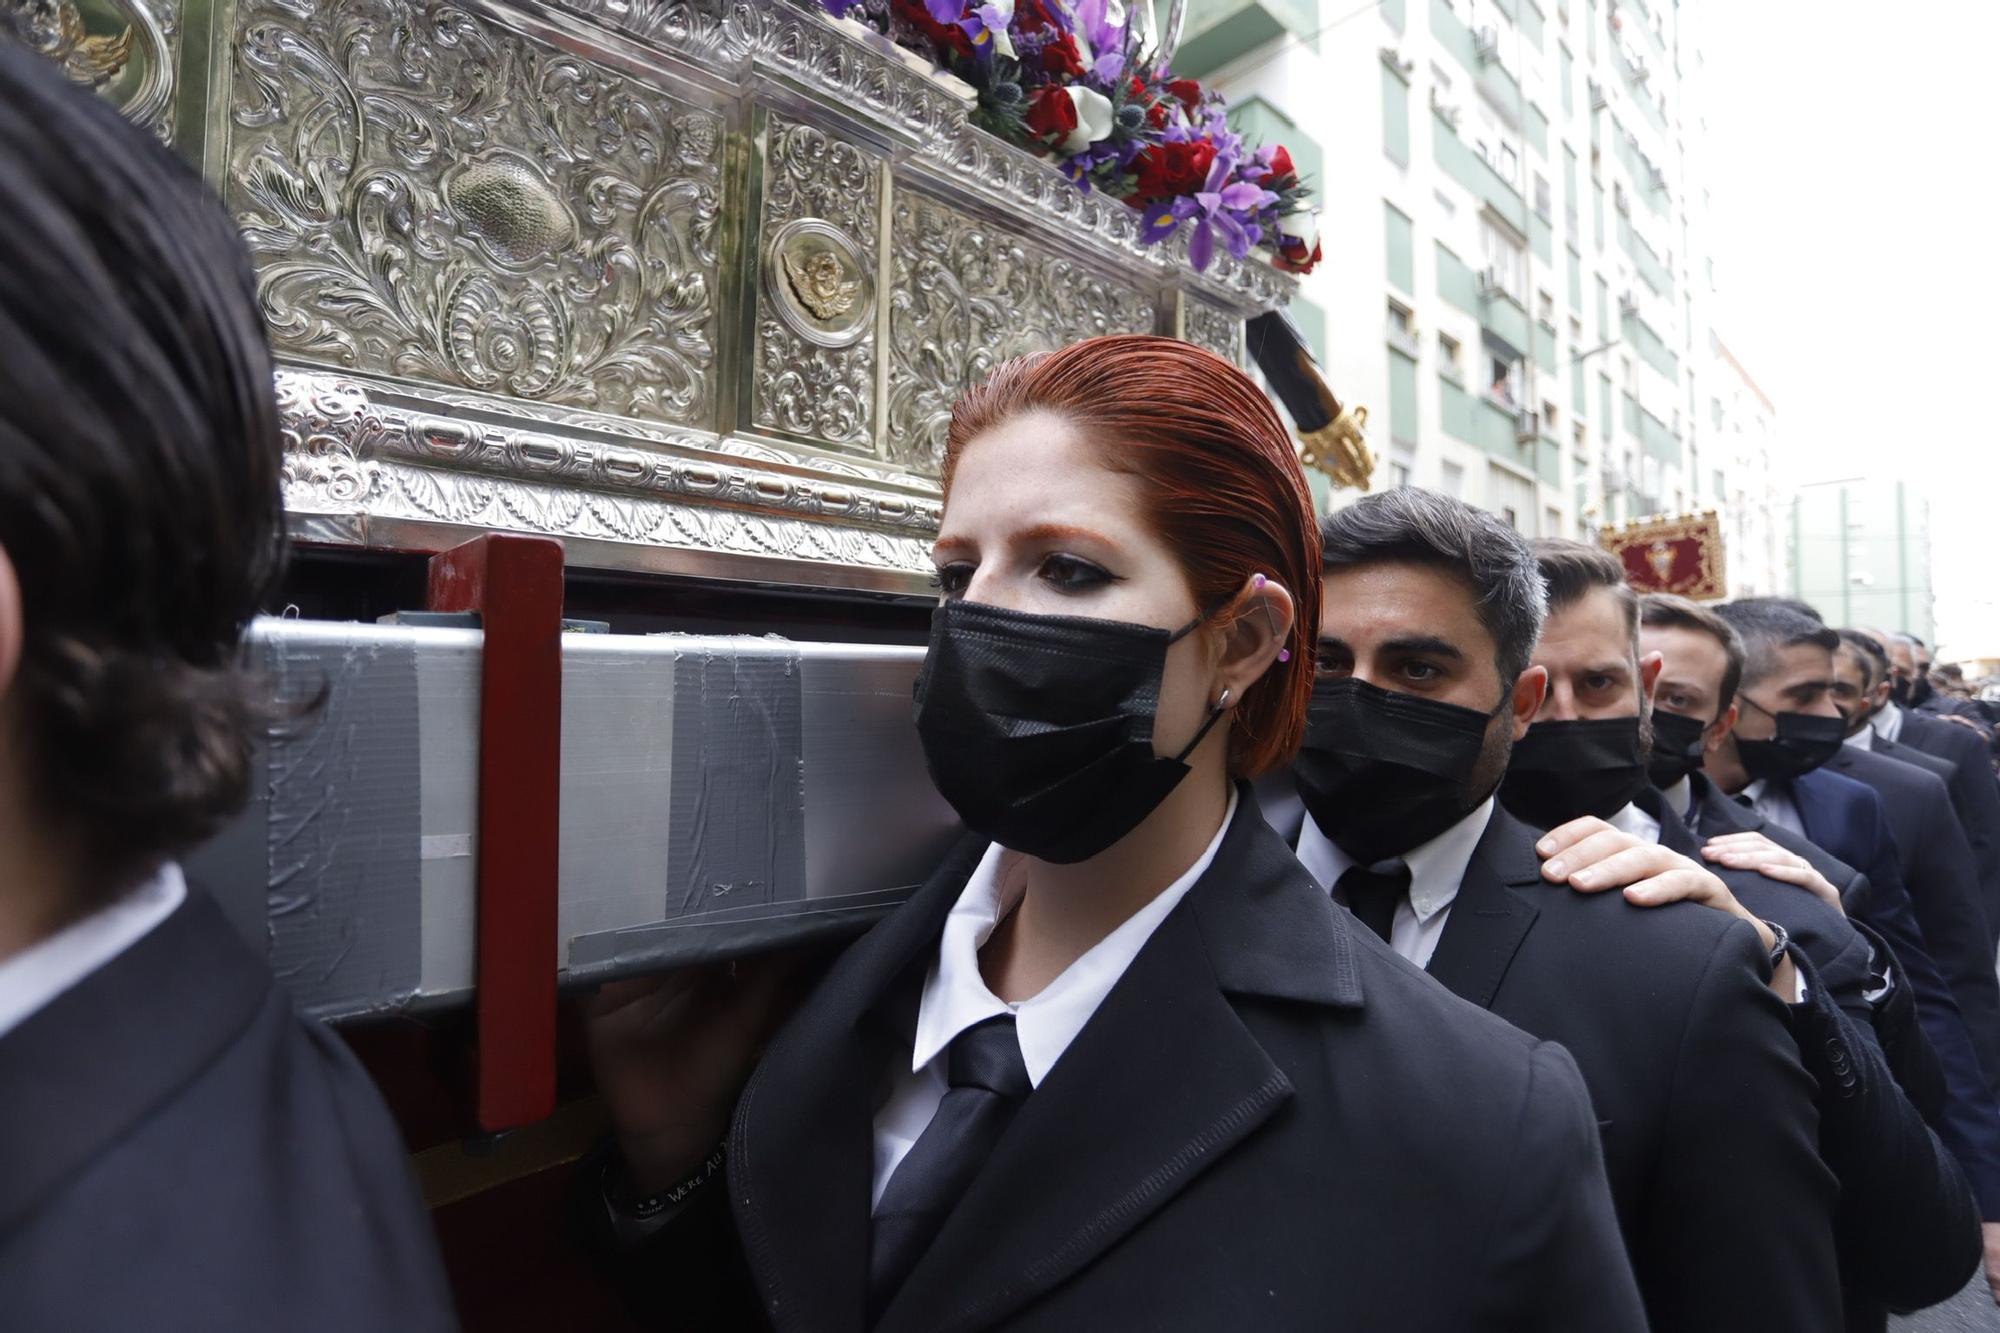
(1025, 86), (1079, 146)
(1015, 0), (1056, 31)
(1146, 101), (1169, 129)
(1167, 78), (1204, 110)
(1040, 34), (1085, 79)
(1128, 139), (1216, 205)
(1274, 236), (1322, 275)
(891, 0), (973, 55)
(1266, 145), (1298, 186)
(1128, 75), (1146, 99)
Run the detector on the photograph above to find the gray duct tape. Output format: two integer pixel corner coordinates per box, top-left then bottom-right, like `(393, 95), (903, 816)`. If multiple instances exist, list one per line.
(260, 622), (426, 1018)
(665, 640), (808, 922)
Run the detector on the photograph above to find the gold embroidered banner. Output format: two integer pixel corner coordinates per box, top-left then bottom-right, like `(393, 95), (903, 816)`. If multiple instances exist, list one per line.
(1598, 511), (1726, 600)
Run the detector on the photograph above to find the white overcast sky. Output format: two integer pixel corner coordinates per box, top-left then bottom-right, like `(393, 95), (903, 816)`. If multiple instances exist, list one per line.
(1698, 2), (2000, 657)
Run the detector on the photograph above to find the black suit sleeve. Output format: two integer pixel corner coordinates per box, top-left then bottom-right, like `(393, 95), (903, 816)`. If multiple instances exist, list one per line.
(1899, 793), (2000, 1102)
(570, 1144), (766, 1332)
(1850, 917), (1947, 1123)
(1639, 919), (1842, 1332)
(1787, 947), (1981, 1310)
(1466, 1040), (1647, 1332)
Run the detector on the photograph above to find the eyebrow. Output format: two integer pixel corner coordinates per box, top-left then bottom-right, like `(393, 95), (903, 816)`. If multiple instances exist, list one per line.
(1321, 634), (1467, 661)
(931, 535), (975, 558)
(932, 523), (1120, 560)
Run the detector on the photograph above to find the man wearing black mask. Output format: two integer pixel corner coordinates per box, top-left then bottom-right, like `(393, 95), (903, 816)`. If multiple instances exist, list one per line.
(1701, 604), (2000, 1119)
(1275, 488), (1840, 1333)
(1857, 629), (2000, 946)
(1639, 597), (1992, 1323)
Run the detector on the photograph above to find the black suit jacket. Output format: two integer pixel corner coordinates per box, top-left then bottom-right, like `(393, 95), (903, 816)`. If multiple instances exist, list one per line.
(0, 887), (456, 1330)
(1684, 772), (1944, 1116)
(1655, 781), (1978, 1314)
(1423, 807), (1841, 1332)
(1826, 744), (2000, 1103)
(1896, 710), (2000, 947)
(604, 787), (1646, 1332)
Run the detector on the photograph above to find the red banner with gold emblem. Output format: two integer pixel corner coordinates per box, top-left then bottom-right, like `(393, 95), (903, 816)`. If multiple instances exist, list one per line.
(1598, 511), (1726, 600)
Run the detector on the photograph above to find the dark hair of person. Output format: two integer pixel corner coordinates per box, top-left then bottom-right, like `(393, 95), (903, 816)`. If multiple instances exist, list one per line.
(1531, 539), (1636, 648)
(0, 41), (285, 890)
(1318, 488), (1546, 687)
(1729, 595), (1826, 624)
(1640, 593), (1745, 713)
(946, 335), (1322, 776)
(1836, 629), (1890, 686)
(1712, 600), (1838, 691)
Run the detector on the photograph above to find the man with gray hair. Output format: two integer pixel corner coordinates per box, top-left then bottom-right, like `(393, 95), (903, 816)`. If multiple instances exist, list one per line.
(1276, 487), (1840, 1332)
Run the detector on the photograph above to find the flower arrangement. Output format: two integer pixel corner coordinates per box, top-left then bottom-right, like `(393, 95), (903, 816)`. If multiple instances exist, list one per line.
(819, 0), (1320, 274)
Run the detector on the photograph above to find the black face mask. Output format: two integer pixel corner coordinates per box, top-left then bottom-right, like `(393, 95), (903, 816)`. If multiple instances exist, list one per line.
(1735, 707), (1847, 782)
(1498, 715), (1651, 831)
(912, 599), (1225, 864)
(1911, 674), (1935, 708)
(1294, 676), (1503, 866)
(1891, 676), (1913, 708)
(1647, 708), (1710, 789)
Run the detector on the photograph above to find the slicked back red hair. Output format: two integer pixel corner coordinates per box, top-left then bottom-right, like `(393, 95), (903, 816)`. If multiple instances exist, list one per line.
(943, 334), (1321, 776)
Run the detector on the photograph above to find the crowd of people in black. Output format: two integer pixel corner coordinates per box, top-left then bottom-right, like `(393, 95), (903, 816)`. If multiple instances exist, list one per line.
(8, 35), (2000, 1332)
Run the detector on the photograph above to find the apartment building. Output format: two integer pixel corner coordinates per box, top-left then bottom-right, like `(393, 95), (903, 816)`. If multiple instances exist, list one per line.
(1192, 0), (1784, 561)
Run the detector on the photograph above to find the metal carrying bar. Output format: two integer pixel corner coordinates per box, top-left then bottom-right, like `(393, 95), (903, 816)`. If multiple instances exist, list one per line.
(187, 613), (959, 1026)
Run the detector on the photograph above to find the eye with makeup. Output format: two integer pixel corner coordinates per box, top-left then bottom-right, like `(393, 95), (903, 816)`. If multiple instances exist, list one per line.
(930, 561), (974, 599)
(1037, 551), (1117, 595)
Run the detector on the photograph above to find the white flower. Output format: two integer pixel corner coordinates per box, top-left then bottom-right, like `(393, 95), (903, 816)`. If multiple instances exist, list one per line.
(1063, 84), (1115, 153)
(1278, 208), (1319, 250)
(981, 0), (1017, 59)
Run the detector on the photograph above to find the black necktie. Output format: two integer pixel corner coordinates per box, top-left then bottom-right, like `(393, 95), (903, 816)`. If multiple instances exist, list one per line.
(1337, 864), (1411, 945)
(870, 1014), (1032, 1312)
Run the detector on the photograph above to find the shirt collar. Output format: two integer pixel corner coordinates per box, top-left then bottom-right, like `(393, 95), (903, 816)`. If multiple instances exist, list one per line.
(1874, 704), (1905, 743)
(1300, 796), (1496, 925)
(1660, 775), (1693, 819)
(1741, 778), (1768, 804)
(910, 788), (1239, 1087)
(1845, 723), (1875, 750)
(1607, 800), (1662, 843)
(0, 863), (186, 1043)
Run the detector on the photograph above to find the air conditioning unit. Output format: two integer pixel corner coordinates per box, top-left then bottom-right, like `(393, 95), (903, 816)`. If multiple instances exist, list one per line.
(1588, 81), (1609, 111)
(1475, 27), (1501, 64)
(1629, 56), (1651, 83)
(1515, 410), (1542, 444)
(1477, 266), (1503, 296)
(1618, 292), (1640, 318)
(1648, 165), (1668, 191)
(1429, 87), (1463, 128)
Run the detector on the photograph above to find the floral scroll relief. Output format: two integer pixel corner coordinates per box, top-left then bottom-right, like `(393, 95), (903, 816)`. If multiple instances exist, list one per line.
(1183, 298), (1244, 367)
(751, 115), (880, 450)
(885, 189), (1155, 472)
(228, 0), (723, 428)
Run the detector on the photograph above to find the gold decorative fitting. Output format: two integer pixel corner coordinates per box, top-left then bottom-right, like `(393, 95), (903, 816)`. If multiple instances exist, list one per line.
(1297, 403), (1374, 491)
(783, 249), (861, 323)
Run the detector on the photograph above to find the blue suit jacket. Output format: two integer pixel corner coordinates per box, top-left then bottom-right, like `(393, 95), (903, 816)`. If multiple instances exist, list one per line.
(1788, 766), (2000, 1219)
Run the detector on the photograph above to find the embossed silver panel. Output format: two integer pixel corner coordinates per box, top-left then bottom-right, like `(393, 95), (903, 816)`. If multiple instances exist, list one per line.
(228, 0), (724, 428)
(20, 0), (1295, 593)
(751, 112), (880, 451)
(886, 188), (1155, 471)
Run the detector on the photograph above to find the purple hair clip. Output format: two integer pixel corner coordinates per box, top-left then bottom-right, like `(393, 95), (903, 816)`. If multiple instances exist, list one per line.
(1252, 573), (1291, 661)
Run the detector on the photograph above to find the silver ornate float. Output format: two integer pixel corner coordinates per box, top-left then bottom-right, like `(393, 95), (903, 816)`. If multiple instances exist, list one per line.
(13, 0), (1299, 594)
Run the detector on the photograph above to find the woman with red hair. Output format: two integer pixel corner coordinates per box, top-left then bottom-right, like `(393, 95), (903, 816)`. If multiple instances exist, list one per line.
(586, 336), (1641, 1329)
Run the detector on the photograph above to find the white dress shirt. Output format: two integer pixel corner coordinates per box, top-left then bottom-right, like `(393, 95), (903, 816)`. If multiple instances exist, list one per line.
(1660, 776), (1695, 822)
(1845, 723), (1875, 751)
(870, 790), (1239, 1209)
(1606, 800), (1662, 843)
(1296, 797), (1496, 969)
(1872, 703), (1906, 744)
(0, 862), (186, 1042)
(1740, 779), (1807, 836)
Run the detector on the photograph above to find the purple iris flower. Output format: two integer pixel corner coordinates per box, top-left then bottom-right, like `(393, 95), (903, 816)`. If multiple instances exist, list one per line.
(926, 0), (965, 27)
(1141, 151), (1280, 270)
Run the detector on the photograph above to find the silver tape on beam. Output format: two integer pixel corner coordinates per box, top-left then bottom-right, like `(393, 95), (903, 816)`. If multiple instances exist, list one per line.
(196, 618), (958, 1020)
